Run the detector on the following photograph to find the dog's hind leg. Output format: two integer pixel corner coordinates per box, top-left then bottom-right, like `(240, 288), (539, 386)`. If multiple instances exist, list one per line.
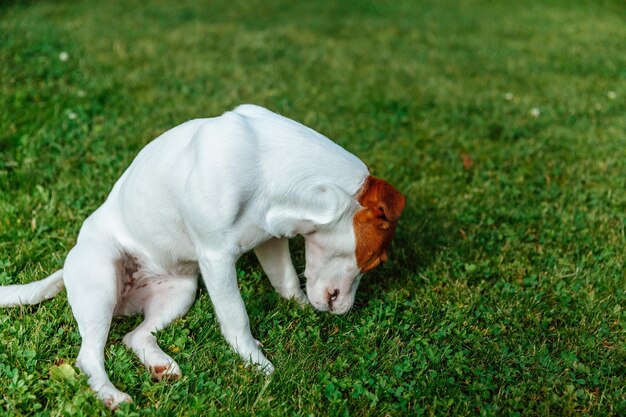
(63, 239), (131, 409)
(122, 275), (197, 381)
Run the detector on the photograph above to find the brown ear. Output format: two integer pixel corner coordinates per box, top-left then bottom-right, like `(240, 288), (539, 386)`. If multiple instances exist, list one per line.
(354, 176), (406, 272)
(358, 177), (406, 226)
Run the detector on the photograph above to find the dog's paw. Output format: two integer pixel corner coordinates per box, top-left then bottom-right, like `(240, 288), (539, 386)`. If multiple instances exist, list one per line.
(240, 346), (274, 375)
(276, 285), (309, 306)
(283, 289), (309, 306)
(97, 387), (132, 409)
(257, 360), (275, 376)
(294, 292), (310, 307)
(149, 361), (182, 382)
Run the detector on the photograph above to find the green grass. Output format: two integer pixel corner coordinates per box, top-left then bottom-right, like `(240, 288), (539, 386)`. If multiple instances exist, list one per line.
(1, 0), (625, 415)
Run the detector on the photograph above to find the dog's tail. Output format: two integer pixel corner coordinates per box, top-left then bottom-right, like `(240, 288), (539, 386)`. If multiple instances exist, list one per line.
(0, 269), (64, 307)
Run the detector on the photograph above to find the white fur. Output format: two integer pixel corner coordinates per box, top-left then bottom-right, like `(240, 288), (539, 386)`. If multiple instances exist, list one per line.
(0, 105), (370, 408)
(0, 269), (64, 306)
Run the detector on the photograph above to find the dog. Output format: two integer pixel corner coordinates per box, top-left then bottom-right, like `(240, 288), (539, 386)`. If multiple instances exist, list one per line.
(0, 104), (405, 408)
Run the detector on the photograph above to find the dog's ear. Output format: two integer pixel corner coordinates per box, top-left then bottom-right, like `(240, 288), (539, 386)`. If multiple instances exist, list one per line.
(353, 177), (405, 272)
(265, 183), (351, 237)
(358, 177), (406, 229)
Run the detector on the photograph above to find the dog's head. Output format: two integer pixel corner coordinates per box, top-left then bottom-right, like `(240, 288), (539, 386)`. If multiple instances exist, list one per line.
(304, 176), (406, 314)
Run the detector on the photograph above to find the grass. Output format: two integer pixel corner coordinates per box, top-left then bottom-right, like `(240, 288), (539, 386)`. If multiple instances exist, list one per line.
(1, 0), (625, 415)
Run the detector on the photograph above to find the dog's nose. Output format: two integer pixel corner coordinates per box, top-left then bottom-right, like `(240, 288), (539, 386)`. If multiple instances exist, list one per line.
(327, 289), (339, 310)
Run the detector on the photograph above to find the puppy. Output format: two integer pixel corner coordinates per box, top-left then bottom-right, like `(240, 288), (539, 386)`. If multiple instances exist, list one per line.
(0, 105), (405, 408)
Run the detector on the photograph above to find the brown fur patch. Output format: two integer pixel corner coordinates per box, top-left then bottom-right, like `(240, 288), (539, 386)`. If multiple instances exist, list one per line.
(151, 364), (181, 382)
(353, 176), (406, 272)
(152, 365), (168, 374)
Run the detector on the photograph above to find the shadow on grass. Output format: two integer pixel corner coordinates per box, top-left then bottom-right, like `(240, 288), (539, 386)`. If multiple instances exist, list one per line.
(358, 195), (453, 297)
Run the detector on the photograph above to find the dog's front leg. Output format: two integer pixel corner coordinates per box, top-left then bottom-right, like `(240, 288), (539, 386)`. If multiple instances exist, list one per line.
(199, 254), (274, 374)
(254, 237), (308, 305)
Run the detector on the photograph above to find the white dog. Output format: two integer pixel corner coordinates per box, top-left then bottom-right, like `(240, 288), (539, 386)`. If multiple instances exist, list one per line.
(0, 105), (405, 408)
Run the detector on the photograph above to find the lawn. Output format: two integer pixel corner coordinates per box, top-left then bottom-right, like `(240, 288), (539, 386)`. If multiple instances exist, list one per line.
(1, 0), (625, 415)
